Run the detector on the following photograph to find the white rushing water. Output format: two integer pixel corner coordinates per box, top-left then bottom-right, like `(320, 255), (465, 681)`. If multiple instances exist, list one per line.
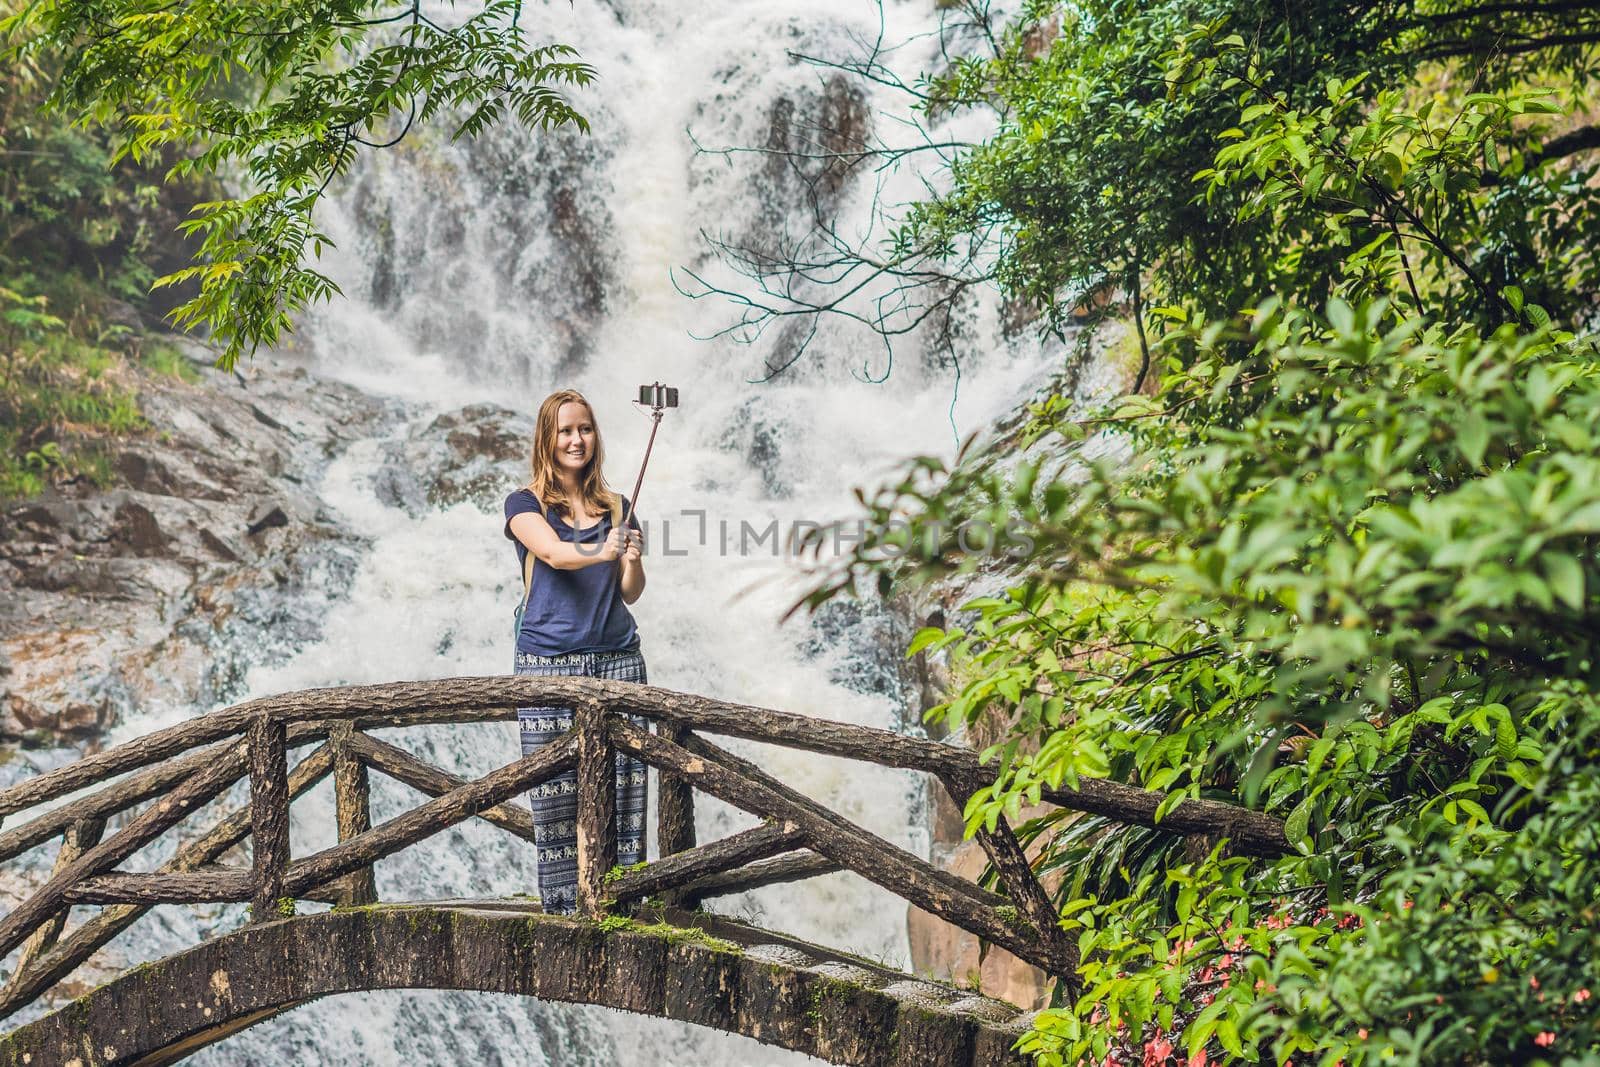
(71, 1), (1096, 1062)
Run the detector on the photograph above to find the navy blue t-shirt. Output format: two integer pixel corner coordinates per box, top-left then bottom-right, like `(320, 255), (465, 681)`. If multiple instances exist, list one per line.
(504, 489), (641, 655)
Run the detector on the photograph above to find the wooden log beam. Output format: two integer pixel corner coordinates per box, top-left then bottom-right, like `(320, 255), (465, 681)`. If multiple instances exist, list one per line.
(0, 677), (590, 817)
(682, 735), (999, 914)
(574, 701), (616, 917)
(0, 745), (333, 1022)
(62, 868), (253, 905)
(344, 730), (537, 844)
(281, 735), (576, 899)
(0, 725), (326, 865)
(248, 716), (290, 922)
(0, 740), (249, 961)
(3, 817), (105, 999)
(0, 676), (1286, 856)
(0, 743), (227, 865)
(330, 722), (376, 907)
(612, 684), (1289, 857)
(607, 822), (804, 904)
(609, 720), (1076, 981)
(680, 851), (842, 900)
(346, 707), (511, 731)
(367, 677), (1291, 855)
(941, 775), (1076, 969)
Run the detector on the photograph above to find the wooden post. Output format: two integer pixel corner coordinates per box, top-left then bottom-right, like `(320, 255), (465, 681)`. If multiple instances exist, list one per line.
(4, 817), (105, 999)
(657, 725), (697, 860)
(574, 700), (616, 916)
(330, 722), (377, 906)
(655, 723), (697, 906)
(248, 715), (290, 922)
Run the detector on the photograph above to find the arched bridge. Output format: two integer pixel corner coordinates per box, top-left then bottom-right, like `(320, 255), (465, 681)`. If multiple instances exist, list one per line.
(0, 678), (1287, 1065)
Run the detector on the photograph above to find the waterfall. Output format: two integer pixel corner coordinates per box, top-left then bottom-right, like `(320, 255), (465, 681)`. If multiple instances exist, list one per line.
(79, 1), (1090, 1062)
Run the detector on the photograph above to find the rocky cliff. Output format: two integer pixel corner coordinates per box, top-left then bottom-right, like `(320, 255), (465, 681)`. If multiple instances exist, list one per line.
(0, 345), (386, 749)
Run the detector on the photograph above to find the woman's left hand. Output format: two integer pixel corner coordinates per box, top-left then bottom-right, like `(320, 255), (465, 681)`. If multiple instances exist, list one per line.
(621, 529), (643, 566)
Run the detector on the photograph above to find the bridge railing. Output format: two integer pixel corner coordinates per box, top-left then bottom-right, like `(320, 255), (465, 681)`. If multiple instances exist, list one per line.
(0, 678), (1288, 1022)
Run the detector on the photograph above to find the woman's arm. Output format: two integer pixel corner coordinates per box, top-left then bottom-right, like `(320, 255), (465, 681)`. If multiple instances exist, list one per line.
(508, 511), (621, 570)
(619, 528), (645, 604)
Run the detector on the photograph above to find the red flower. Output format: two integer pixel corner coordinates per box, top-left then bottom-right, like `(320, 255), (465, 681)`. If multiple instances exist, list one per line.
(1535, 1032), (1555, 1048)
(1143, 1036), (1174, 1066)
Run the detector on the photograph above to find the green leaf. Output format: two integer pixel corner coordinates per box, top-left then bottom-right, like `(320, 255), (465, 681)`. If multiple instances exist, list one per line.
(1457, 411), (1488, 468)
(1284, 797), (1313, 849)
(906, 627), (946, 657)
(1541, 553), (1585, 611)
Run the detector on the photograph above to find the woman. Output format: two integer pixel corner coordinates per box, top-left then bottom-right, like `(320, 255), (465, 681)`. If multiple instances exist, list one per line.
(503, 388), (646, 915)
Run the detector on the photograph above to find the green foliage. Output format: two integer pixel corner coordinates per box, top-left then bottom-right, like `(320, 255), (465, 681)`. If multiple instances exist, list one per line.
(898, 0), (1600, 342)
(3, 0), (594, 366)
(137, 340), (199, 384)
(836, 300), (1600, 1064)
(604, 861), (648, 885)
(0, 284), (145, 501)
(790, 5), (1600, 1062)
(0, 41), (216, 502)
(0, 53), (176, 302)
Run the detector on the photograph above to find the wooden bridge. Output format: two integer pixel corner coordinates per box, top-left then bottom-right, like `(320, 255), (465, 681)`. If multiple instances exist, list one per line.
(0, 678), (1287, 1066)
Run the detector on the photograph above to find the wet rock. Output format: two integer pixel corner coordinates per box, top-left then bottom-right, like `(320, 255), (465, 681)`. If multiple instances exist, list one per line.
(12, 555), (131, 597)
(0, 503), (65, 542)
(371, 460), (428, 515)
(686, 68), (873, 379)
(760, 74), (871, 225)
(249, 403), (297, 436)
(198, 528), (241, 563)
(379, 403), (533, 515)
(797, 596), (916, 701)
(335, 121), (615, 382)
(716, 396), (797, 499)
(115, 451), (182, 496)
(110, 500), (168, 554)
(100, 298), (145, 334)
(246, 505), (289, 536)
(0, 350), (384, 750)
(430, 405), (531, 507)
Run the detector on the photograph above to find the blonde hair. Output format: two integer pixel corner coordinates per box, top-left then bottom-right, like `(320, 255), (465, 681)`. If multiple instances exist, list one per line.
(527, 389), (622, 525)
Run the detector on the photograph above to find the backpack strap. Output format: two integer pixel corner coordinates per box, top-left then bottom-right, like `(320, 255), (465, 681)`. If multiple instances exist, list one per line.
(517, 493), (548, 609)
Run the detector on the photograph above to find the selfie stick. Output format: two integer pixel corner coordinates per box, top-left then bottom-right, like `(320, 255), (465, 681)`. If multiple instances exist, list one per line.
(623, 382), (677, 528)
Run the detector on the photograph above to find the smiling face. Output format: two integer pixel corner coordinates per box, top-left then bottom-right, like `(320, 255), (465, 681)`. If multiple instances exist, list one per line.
(553, 400), (596, 477)
(528, 390), (612, 517)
